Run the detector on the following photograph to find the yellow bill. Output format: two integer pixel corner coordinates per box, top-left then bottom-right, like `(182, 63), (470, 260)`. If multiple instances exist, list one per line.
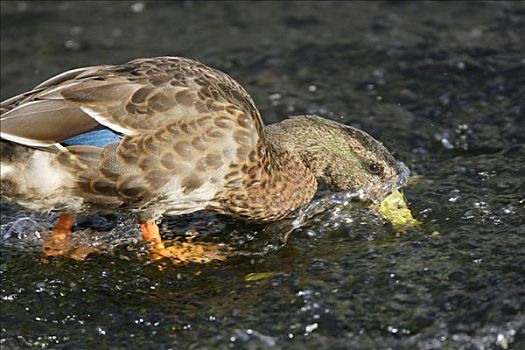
(374, 189), (421, 231)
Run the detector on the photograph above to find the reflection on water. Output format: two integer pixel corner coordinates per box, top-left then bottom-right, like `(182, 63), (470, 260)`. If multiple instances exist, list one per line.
(1, 1), (525, 349)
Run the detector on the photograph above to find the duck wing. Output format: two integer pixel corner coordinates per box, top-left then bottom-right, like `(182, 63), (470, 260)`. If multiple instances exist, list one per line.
(0, 56), (265, 148)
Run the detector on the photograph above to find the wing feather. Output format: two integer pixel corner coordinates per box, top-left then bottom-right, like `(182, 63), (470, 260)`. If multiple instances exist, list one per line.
(0, 100), (99, 147)
(0, 56), (265, 151)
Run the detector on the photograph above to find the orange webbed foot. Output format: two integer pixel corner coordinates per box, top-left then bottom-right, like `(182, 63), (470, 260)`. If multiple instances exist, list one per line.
(42, 213), (97, 261)
(139, 221), (226, 265)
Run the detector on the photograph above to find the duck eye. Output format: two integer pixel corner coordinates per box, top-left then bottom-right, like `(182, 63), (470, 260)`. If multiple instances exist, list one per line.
(368, 162), (384, 176)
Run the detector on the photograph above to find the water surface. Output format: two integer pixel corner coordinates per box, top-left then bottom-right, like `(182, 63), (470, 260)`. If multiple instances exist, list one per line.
(1, 1), (524, 349)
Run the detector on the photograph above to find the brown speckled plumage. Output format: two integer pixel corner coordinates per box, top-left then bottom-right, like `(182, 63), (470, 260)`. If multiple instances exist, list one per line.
(0, 56), (405, 223)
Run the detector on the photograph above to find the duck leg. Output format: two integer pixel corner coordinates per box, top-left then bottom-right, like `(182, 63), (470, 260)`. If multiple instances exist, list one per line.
(139, 220), (226, 264)
(42, 213), (97, 260)
(139, 220), (182, 264)
(42, 213), (75, 257)
(139, 220), (165, 249)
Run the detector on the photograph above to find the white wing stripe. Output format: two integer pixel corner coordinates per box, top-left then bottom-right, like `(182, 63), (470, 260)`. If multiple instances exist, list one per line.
(0, 131), (56, 147)
(80, 107), (136, 135)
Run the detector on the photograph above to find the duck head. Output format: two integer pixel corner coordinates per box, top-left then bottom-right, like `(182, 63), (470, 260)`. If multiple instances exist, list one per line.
(265, 115), (409, 202)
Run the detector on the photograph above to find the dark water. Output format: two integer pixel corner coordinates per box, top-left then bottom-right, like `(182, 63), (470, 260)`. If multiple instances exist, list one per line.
(1, 1), (525, 349)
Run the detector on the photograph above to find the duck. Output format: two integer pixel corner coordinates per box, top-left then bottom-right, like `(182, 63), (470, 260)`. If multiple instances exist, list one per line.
(0, 56), (407, 260)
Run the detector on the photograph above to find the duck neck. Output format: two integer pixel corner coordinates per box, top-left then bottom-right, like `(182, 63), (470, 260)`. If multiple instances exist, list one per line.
(213, 139), (318, 222)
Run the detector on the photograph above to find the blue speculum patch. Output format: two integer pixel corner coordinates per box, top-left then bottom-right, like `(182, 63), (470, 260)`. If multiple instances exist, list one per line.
(62, 129), (121, 147)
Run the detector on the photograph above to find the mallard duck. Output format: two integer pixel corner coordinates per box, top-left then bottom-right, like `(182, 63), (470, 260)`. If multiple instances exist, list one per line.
(0, 56), (407, 259)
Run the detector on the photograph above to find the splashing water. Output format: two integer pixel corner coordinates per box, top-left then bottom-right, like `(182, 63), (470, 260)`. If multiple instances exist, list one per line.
(291, 161), (411, 231)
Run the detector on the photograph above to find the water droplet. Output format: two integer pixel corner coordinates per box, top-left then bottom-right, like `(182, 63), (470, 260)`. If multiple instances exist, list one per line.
(440, 94), (451, 105)
(449, 58), (466, 70)
(496, 333), (509, 349)
(130, 2), (145, 13)
(388, 326), (398, 334)
(502, 205), (516, 214)
(35, 282), (46, 293)
(268, 93), (281, 101)
(441, 138), (454, 149)
(64, 40), (80, 51)
(305, 323), (318, 333)
(449, 195), (460, 203)
(373, 68), (385, 78)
